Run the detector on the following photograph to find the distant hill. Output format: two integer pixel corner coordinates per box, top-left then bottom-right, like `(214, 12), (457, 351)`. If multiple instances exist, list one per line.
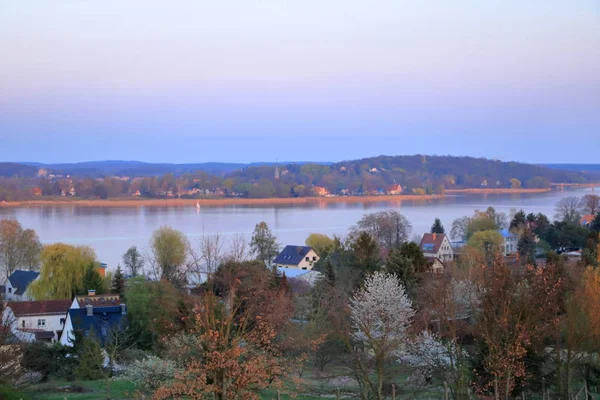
(542, 164), (600, 173)
(21, 160), (332, 177)
(0, 163), (39, 178)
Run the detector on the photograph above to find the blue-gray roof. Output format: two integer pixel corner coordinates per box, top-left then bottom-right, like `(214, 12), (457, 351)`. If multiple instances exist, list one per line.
(8, 270), (40, 295)
(68, 305), (127, 345)
(499, 229), (517, 239)
(273, 245), (315, 265)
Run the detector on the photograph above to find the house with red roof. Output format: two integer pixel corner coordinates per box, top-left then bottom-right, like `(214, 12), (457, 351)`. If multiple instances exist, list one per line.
(419, 233), (454, 263)
(2, 300), (71, 342)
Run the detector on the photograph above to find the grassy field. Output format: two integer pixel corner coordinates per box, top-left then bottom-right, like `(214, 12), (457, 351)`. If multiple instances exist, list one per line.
(28, 380), (137, 400)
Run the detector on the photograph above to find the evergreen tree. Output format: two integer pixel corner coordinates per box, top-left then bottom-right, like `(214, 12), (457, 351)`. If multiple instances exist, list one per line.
(81, 263), (106, 295)
(430, 218), (445, 234)
(510, 209), (527, 231)
(517, 229), (537, 265)
(112, 265), (126, 297)
(250, 222), (280, 266)
(322, 259), (336, 286)
(385, 248), (416, 295)
(398, 242), (429, 273)
(74, 332), (105, 381)
(591, 213), (600, 233)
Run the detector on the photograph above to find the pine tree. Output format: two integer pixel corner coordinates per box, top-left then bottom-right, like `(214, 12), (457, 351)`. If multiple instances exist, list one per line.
(112, 265), (125, 297)
(322, 259), (336, 286)
(74, 331), (105, 380)
(431, 218), (445, 234)
(81, 263), (106, 295)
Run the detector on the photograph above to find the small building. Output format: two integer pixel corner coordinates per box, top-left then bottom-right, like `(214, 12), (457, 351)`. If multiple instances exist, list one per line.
(2, 300), (71, 343)
(5, 270), (40, 301)
(581, 214), (595, 227)
(273, 246), (320, 270)
(499, 229), (519, 256)
(96, 262), (107, 277)
(60, 291), (127, 347)
(420, 233), (454, 263)
(426, 257), (445, 274)
(387, 184), (403, 195)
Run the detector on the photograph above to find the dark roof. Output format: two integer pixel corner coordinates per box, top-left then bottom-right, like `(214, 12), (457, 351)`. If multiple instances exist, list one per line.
(68, 305), (127, 345)
(420, 233), (447, 254)
(7, 300), (71, 317)
(8, 270), (40, 295)
(273, 245), (315, 265)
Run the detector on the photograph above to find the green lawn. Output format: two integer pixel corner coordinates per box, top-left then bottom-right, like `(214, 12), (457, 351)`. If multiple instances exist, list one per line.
(29, 380), (137, 400)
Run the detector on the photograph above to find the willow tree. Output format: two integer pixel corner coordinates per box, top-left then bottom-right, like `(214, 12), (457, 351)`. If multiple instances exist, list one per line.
(28, 243), (97, 300)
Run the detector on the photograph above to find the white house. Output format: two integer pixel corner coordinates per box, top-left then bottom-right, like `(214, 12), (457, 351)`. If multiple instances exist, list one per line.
(5, 270), (40, 301)
(2, 300), (71, 342)
(499, 230), (518, 256)
(273, 246), (320, 270)
(420, 233), (454, 263)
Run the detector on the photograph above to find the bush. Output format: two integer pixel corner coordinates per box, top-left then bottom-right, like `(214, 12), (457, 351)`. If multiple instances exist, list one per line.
(21, 342), (79, 381)
(125, 355), (178, 390)
(0, 384), (27, 400)
(74, 335), (106, 381)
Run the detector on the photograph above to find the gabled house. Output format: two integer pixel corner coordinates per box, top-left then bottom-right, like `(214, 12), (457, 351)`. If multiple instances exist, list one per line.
(60, 291), (127, 347)
(581, 214), (595, 227)
(420, 233), (454, 263)
(273, 246), (320, 270)
(387, 184), (403, 195)
(5, 270), (40, 301)
(2, 300), (71, 343)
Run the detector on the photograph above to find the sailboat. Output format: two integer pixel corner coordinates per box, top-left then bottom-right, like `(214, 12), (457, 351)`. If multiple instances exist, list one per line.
(196, 201), (200, 210)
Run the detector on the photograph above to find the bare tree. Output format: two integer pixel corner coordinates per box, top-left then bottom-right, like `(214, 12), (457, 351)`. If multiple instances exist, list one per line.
(122, 246), (144, 277)
(580, 194), (600, 215)
(225, 233), (248, 262)
(0, 304), (24, 384)
(351, 210), (412, 250)
(555, 196), (583, 223)
(349, 271), (415, 400)
(188, 233), (225, 284)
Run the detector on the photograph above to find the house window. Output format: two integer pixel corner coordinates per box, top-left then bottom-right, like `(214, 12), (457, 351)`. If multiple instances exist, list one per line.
(302, 267), (307, 270)
(305, 257), (309, 261)
(60, 318), (66, 325)
(8, 287), (11, 293)
(313, 256), (317, 261)
(22, 320), (25, 328)
(38, 319), (46, 327)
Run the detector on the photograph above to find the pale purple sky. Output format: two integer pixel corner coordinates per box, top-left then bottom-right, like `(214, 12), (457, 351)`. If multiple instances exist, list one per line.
(0, 0), (599, 164)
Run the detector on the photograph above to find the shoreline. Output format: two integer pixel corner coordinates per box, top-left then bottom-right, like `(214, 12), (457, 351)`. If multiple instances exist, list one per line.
(0, 188), (553, 208)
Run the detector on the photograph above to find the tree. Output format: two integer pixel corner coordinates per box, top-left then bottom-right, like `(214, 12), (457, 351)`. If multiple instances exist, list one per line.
(510, 178), (522, 189)
(122, 246), (144, 277)
(431, 218), (445, 234)
(591, 213), (600, 233)
(555, 196), (583, 224)
(451, 216), (471, 241)
(28, 244), (97, 300)
(148, 226), (191, 287)
(74, 332), (105, 381)
(352, 210), (412, 250)
(0, 218), (42, 281)
(349, 271), (414, 400)
(385, 248), (416, 294)
(398, 241), (429, 273)
(81, 263), (106, 295)
(509, 209), (527, 232)
(349, 231), (381, 283)
(468, 230), (504, 264)
(517, 229), (537, 265)
(321, 258), (336, 286)
(154, 272), (292, 400)
(305, 233), (336, 258)
(580, 194), (600, 215)
(250, 221), (279, 266)
(125, 277), (190, 351)
(112, 265), (125, 297)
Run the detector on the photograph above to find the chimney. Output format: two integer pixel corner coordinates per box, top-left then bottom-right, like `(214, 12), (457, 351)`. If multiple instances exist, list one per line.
(433, 233), (437, 240)
(88, 289), (96, 296)
(120, 304), (127, 315)
(85, 304), (93, 316)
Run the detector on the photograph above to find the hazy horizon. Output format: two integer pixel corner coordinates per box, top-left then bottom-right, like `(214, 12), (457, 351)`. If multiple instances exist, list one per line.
(1, 1), (599, 164)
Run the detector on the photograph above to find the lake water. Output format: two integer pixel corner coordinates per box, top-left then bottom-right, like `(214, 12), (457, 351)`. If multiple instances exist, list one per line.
(0, 190), (592, 269)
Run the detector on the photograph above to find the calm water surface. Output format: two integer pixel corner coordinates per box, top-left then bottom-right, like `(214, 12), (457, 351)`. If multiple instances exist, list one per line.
(0, 190), (592, 269)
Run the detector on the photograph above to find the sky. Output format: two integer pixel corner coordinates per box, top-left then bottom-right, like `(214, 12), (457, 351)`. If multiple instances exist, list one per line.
(0, 0), (599, 164)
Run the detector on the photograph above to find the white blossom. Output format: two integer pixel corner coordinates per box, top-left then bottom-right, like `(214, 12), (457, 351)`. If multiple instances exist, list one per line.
(350, 271), (414, 352)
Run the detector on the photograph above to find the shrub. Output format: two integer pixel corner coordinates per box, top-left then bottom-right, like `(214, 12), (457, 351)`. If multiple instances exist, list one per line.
(21, 342), (55, 379)
(125, 356), (178, 390)
(0, 384), (27, 400)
